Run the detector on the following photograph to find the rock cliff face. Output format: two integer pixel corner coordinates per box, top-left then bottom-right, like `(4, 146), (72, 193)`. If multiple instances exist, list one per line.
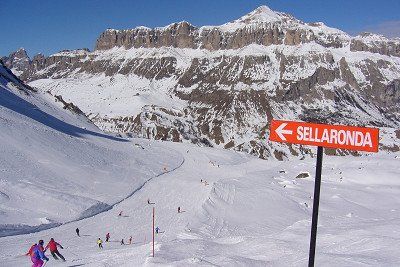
(2, 6), (400, 159)
(350, 33), (400, 57)
(94, 7), (348, 51)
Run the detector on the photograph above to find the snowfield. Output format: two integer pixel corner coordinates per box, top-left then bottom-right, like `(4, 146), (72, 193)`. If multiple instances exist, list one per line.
(1, 66), (400, 266)
(0, 78), (183, 236)
(1, 138), (399, 265)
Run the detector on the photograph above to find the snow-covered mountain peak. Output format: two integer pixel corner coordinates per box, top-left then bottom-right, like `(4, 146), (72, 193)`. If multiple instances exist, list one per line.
(236, 5), (283, 24)
(5, 47), (29, 61)
(210, 5), (291, 32)
(14, 47), (28, 57)
(355, 32), (396, 42)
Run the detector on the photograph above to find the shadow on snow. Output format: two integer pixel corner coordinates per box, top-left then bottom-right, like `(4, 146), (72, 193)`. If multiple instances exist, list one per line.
(0, 87), (127, 142)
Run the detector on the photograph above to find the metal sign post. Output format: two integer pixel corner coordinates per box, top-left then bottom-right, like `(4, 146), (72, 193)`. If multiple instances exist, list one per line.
(308, 146), (323, 267)
(268, 119), (379, 266)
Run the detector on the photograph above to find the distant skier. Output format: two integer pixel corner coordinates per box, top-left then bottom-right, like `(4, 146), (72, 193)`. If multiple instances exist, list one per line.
(106, 233), (110, 242)
(75, 228), (80, 237)
(128, 236), (132, 245)
(155, 226), (160, 234)
(120, 238), (125, 245)
(30, 240), (49, 267)
(45, 238), (66, 261)
(118, 211), (123, 217)
(178, 207), (181, 213)
(97, 238), (103, 249)
(147, 198), (150, 204)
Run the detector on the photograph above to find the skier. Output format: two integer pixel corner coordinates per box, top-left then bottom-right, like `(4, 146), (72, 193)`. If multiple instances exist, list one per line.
(30, 240), (49, 267)
(75, 228), (80, 237)
(45, 238), (66, 261)
(178, 207), (181, 213)
(155, 226), (160, 234)
(106, 233), (110, 242)
(97, 238), (103, 249)
(128, 236), (132, 245)
(147, 198), (150, 204)
(120, 238), (125, 245)
(118, 211), (123, 217)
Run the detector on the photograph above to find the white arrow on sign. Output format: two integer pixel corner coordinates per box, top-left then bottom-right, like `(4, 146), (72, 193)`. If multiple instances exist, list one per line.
(276, 123), (293, 141)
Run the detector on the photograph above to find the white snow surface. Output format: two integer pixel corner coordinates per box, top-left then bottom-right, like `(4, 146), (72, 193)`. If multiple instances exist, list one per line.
(0, 79), (183, 233)
(0, 139), (399, 266)
(1, 80), (400, 265)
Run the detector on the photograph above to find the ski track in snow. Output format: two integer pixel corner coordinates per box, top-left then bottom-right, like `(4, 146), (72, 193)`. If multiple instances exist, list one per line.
(0, 149), (185, 239)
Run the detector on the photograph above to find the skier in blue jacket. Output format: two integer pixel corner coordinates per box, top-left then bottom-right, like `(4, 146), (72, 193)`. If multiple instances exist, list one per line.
(30, 240), (49, 267)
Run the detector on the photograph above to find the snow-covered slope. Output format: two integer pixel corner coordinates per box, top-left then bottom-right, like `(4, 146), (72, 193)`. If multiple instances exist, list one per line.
(0, 141), (399, 266)
(0, 62), (183, 236)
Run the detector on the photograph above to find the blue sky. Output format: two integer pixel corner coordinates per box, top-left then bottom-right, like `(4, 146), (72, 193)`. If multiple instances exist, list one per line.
(2, 0), (400, 57)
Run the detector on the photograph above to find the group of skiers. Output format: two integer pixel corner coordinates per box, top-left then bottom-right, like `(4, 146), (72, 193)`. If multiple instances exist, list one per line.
(26, 195), (180, 265)
(27, 238), (65, 266)
(98, 232), (133, 248)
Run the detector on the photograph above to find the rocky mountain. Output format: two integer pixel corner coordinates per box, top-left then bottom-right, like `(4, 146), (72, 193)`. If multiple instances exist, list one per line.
(1, 48), (31, 77)
(3, 6), (400, 159)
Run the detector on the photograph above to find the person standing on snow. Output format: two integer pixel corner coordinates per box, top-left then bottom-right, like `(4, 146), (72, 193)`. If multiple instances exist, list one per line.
(128, 236), (132, 245)
(106, 233), (110, 242)
(155, 226), (160, 234)
(120, 238), (125, 245)
(178, 207), (181, 213)
(30, 240), (49, 267)
(45, 238), (66, 261)
(76, 228), (80, 237)
(97, 238), (103, 249)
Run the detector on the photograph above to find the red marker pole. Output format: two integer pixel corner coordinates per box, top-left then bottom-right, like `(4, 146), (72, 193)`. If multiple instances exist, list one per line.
(152, 207), (155, 257)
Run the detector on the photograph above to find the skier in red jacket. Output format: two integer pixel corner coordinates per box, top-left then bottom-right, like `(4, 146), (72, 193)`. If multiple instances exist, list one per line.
(45, 238), (66, 261)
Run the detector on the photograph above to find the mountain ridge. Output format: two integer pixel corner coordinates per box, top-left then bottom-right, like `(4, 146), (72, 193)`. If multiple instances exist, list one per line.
(2, 6), (400, 159)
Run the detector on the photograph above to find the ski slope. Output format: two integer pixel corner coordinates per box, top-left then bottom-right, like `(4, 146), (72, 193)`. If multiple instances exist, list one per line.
(1, 67), (400, 266)
(0, 76), (183, 236)
(0, 139), (399, 266)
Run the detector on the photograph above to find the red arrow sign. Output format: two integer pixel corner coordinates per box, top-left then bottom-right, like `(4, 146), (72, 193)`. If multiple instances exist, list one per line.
(269, 120), (379, 152)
